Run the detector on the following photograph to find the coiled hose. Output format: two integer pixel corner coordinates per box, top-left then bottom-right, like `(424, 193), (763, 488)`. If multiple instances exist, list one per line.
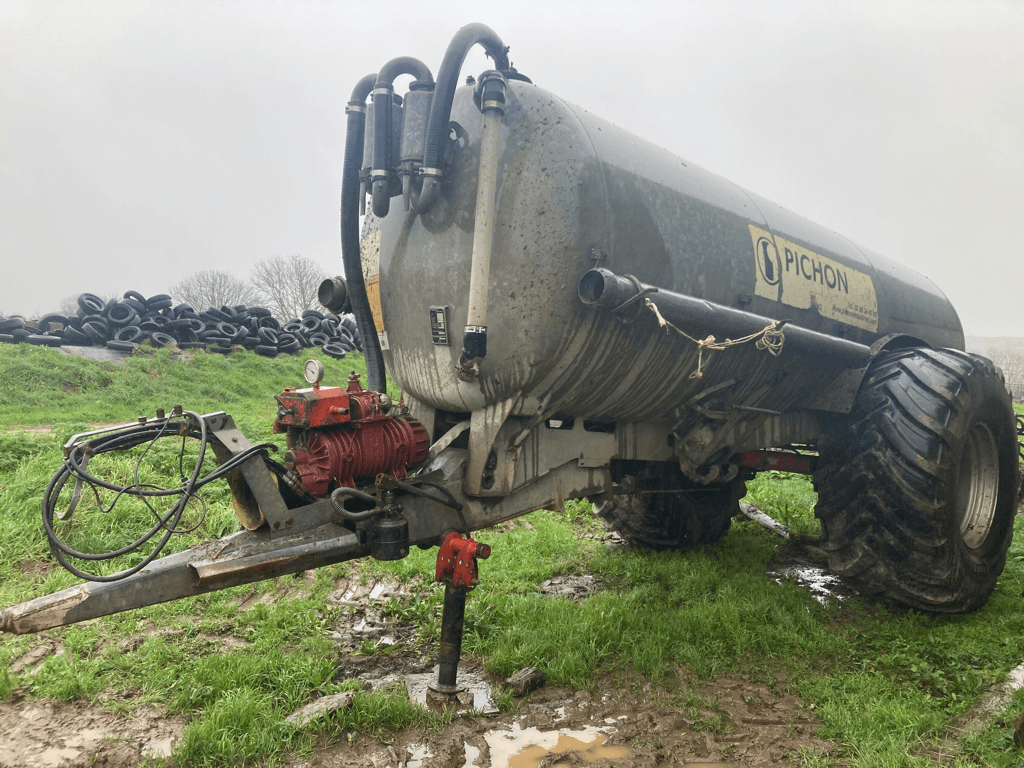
(42, 412), (277, 582)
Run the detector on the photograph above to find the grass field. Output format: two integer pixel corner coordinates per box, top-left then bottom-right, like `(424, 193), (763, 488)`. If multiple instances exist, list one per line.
(1, 343), (1023, 766)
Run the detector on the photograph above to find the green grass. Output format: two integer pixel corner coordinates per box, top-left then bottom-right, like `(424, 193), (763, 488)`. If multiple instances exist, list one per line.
(1, 343), (1023, 766)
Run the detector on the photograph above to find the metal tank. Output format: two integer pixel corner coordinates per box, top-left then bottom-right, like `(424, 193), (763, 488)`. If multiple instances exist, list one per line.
(372, 79), (964, 429)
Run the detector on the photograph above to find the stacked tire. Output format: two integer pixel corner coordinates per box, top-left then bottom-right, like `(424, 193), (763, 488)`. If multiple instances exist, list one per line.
(0, 292), (363, 359)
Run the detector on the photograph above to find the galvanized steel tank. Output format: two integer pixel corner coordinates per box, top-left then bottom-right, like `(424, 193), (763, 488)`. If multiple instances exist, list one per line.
(371, 81), (964, 421)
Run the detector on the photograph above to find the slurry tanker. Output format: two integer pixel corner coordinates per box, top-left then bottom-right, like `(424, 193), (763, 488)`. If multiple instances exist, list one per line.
(3, 25), (1020, 695)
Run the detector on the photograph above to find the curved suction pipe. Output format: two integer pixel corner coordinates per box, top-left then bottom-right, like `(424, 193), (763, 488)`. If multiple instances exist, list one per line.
(417, 23), (510, 214)
(342, 73), (388, 393)
(371, 57), (434, 218)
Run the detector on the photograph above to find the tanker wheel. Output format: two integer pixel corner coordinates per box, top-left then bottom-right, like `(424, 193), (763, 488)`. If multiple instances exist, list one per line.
(813, 348), (1019, 613)
(594, 462), (745, 550)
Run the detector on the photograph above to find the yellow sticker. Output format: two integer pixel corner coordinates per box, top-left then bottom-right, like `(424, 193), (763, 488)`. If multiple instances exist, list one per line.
(361, 229), (384, 333)
(365, 274), (384, 332)
(749, 224), (878, 332)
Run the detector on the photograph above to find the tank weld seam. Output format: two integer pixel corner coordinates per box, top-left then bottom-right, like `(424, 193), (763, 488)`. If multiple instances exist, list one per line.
(643, 298), (787, 380)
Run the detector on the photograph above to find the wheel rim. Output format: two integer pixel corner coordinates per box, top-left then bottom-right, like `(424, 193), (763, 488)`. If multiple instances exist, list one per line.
(957, 422), (1000, 550)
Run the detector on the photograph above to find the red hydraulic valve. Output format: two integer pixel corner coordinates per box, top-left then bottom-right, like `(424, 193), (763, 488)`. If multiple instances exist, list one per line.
(435, 531), (491, 590)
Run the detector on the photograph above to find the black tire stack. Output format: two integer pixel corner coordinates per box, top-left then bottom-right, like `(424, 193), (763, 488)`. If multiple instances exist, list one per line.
(0, 292), (363, 359)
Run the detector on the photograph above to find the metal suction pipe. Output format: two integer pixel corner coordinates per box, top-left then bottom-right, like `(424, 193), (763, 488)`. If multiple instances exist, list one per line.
(371, 57), (434, 218)
(416, 23), (510, 214)
(457, 71), (507, 381)
(578, 268), (872, 368)
(342, 73), (388, 393)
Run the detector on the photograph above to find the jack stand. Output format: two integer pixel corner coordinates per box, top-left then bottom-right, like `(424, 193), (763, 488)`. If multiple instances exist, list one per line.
(428, 531), (490, 706)
(434, 583), (467, 694)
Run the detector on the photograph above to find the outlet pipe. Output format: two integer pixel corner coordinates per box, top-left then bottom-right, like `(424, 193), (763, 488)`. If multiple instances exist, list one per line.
(578, 268), (872, 369)
(457, 71), (507, 380)
(342, 73), (388, 392)
(415, 23), (510, 214)
(371, 57), (434, 218)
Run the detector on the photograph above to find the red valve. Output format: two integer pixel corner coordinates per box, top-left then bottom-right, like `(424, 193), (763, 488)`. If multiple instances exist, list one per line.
(435, 531), (491, 590)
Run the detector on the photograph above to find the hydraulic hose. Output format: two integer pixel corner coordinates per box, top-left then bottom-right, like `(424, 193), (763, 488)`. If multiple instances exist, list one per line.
(342, 73), (388, 393)
(330, 486), (380, 522)
(42, 412), (278, 582)
(371, 57), (434, 218)
(416, 23), (510, 214)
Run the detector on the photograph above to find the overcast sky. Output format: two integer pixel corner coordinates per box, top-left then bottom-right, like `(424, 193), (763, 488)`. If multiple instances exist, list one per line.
(1, 0), (1021, 337)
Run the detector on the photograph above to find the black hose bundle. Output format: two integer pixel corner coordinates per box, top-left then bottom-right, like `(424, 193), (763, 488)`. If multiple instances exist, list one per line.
(42, 411), (276, 582)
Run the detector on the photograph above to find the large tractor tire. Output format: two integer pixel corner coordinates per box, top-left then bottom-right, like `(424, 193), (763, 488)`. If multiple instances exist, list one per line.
(813, 348), (1019, 613)
(595, 462), (745, 550)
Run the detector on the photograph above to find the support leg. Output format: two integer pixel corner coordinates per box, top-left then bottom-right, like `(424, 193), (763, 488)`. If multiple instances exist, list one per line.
(434, 583), (467, 693)
(430, 531), (490, 697)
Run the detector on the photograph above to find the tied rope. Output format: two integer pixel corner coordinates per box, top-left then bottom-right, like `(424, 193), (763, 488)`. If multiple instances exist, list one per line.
(644, 298), (786, 379)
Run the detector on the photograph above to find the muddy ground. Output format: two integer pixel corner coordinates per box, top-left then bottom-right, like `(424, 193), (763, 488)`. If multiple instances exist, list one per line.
(0, 668), (836, 768)
(0, 519), (1012, 768)
(0, 528), (850, 768)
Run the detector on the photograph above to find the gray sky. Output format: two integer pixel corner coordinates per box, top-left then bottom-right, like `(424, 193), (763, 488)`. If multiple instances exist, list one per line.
(1, 0), (1022, 337)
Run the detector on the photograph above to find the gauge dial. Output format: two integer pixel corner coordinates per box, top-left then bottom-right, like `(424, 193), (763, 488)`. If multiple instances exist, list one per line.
(303, 359), (325, 386)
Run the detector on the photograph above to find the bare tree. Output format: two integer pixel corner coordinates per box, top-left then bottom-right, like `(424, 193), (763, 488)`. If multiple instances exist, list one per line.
(991, 349), (1024, 400)
(57, 292), (117, 318)
(58, 294), (82, 317)
(249, 255), (327, 321)
(967, 337), (1024, 400)
(169, 270), (257, 311)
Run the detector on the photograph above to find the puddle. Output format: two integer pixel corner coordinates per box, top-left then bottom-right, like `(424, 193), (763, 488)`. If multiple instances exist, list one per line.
(537, 575), (602, 599)
(771, 565), (844, 605)
(405, 667), (498, 714)
(483, 724), (629, 768)
(405, 743), (433, 768)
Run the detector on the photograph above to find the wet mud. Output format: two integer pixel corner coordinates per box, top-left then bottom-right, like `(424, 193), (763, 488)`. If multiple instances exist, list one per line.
(284, 672), (837, 768)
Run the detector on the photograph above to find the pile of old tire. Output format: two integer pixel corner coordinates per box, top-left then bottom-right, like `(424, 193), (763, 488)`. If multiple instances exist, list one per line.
(0, 292), (363, 360)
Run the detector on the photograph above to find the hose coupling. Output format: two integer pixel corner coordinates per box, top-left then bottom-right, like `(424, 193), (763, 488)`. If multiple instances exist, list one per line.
(473, 70), (507, 115)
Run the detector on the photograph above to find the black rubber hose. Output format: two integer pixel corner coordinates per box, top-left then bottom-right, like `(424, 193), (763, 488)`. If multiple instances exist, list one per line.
(42, 416), (277, 582)
(417, 23), (509, 213)
(342, 73), (388, 393)
(330, 487), (380, 522)
(42, 415), (208, 582)
(371, 57), (434, 218)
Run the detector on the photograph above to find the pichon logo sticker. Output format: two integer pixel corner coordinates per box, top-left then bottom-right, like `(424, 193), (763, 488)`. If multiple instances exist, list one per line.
(755, 235), (782, 286)
(748, 224), (878, 333)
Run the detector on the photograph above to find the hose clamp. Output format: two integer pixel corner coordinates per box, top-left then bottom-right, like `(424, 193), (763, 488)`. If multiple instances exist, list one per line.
(481, 100), (505, 113)
(345, 104), (366, 114)
(373, 86), (394, 96)
(420, 167), (444, 178)
(370, 170), (390, 181)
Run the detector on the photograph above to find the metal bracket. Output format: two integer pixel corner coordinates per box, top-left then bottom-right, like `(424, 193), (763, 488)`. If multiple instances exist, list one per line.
(208, 414), (294, 535)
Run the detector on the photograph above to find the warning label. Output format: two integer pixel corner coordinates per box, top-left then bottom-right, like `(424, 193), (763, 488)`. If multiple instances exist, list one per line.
(749, 225), (878, 332)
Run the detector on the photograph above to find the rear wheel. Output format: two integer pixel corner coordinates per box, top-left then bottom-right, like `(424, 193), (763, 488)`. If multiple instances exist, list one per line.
(595, 462), (745, 550)
(813, 348), (1019, 613)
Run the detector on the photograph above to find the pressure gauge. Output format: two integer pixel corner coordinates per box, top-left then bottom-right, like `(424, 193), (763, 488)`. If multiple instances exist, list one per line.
(303, 359), (325, 387)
